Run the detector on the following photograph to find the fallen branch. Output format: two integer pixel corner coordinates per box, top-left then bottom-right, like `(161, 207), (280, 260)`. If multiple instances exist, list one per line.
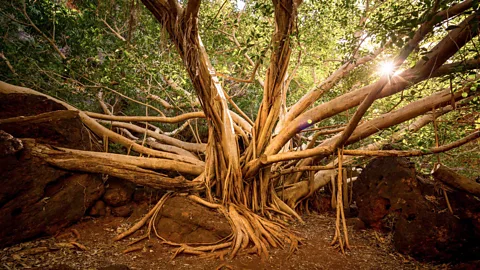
(52, 145), (204, 174)
(29, 140), (202, 191)
(144, 139), (199, 159)
(432, 164), (480, 196)
(0, 51), (17, 75)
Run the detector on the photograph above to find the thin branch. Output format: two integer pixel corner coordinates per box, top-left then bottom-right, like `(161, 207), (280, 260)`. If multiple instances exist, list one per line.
(343, 131), (479, 157)
(0, 52), (17, 75)
(332, 76), (389, 149)
(216, 58), (261, 84)
(101, 19), (127, 41)
(86, 111), (205, 123)
(271, 165), (336, 178)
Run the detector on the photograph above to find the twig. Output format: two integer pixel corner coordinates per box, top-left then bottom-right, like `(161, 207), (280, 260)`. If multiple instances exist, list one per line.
(101, 19), (126, 41)
(0, 52), (17, 75)
(442, 188), (454, 214)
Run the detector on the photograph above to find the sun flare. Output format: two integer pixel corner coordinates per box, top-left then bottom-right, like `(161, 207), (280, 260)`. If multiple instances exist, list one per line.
(378, 61), (395, 76)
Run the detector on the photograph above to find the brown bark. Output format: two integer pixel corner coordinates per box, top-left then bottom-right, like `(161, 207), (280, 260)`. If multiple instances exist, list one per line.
(343, 130), (479, 156)
(252, 0), (300, 155)
(259, 83), (473, 166)
(432, 164), (480, 196)
(51, 145), (204, 175)
(283, 43), (386, 126)
(282, 0), (473, 130)
(29, 140), (202, 191)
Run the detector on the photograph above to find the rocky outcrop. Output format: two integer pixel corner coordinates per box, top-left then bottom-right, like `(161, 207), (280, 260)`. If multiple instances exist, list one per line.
(354, 157), (480, 262)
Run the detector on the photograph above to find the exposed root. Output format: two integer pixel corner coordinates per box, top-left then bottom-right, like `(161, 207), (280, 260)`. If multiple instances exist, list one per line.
(127, 235), (148, 246)
(69, 242), (87, 251)
(71, 229), (81, 240)
(122, 245), (143, 254)
(113, 192), (173, 241)
(114, 193), (301, 260)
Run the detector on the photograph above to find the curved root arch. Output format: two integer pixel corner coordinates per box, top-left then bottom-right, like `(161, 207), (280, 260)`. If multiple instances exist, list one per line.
(115, 194), (300, 259)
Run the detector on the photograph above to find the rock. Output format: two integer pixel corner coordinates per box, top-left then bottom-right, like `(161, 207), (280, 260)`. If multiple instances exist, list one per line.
(310, 195), (331, 213)
(103, 178), (135, 207)
(155, 196), (231, 243)
(353, 157), (419, 231)
(132, 187), (163, 203)
(130, 202), (150, 221)
(112, 204), (133, 217)
(0, 130), (23, 157)
(346, 217), (365, 231)
(0, 93), (66, 119)
(353, 157), (480, 262)
(89, 200), (107, 217)
(0, 94), (105, 248)
(0, 96), (97, 151)
(0, 148), (104, 248)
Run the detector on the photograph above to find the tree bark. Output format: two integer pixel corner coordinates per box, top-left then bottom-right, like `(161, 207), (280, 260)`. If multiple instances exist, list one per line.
(433, 164), (480, 196)
(28, 140), (202, 191)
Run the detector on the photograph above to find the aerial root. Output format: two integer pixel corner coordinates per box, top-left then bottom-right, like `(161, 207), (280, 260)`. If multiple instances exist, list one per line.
(113, 192), (173, 242)
(330, 148), (350, 254)
(113, 193), (301, 259)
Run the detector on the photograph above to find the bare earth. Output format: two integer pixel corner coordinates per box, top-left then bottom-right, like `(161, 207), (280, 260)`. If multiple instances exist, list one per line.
(0, 214), (443, 270)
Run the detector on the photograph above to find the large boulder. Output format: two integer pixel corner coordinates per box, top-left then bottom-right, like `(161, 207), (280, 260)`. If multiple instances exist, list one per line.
(0, 93), (104, 248)
(353, 157), (480, 262)
(103, 178), (135, 207)
(155, 196), (232, 243)
(0, 140), (104, 247)
(0, 93), (94, 150)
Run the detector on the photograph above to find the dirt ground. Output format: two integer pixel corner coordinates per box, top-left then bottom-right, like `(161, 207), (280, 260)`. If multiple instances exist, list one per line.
(0, 213), (448, 270)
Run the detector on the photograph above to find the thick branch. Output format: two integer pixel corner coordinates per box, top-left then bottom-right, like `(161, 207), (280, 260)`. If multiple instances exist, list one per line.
(284, 44), (386, 125)
(280, 103), (460, 206)
(29, 141), (202, 191)
(52, 145), (203, 175)
(431, 58), (480, 78)
(343, 130), (479, 156)
(433, 164), (480, 196)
